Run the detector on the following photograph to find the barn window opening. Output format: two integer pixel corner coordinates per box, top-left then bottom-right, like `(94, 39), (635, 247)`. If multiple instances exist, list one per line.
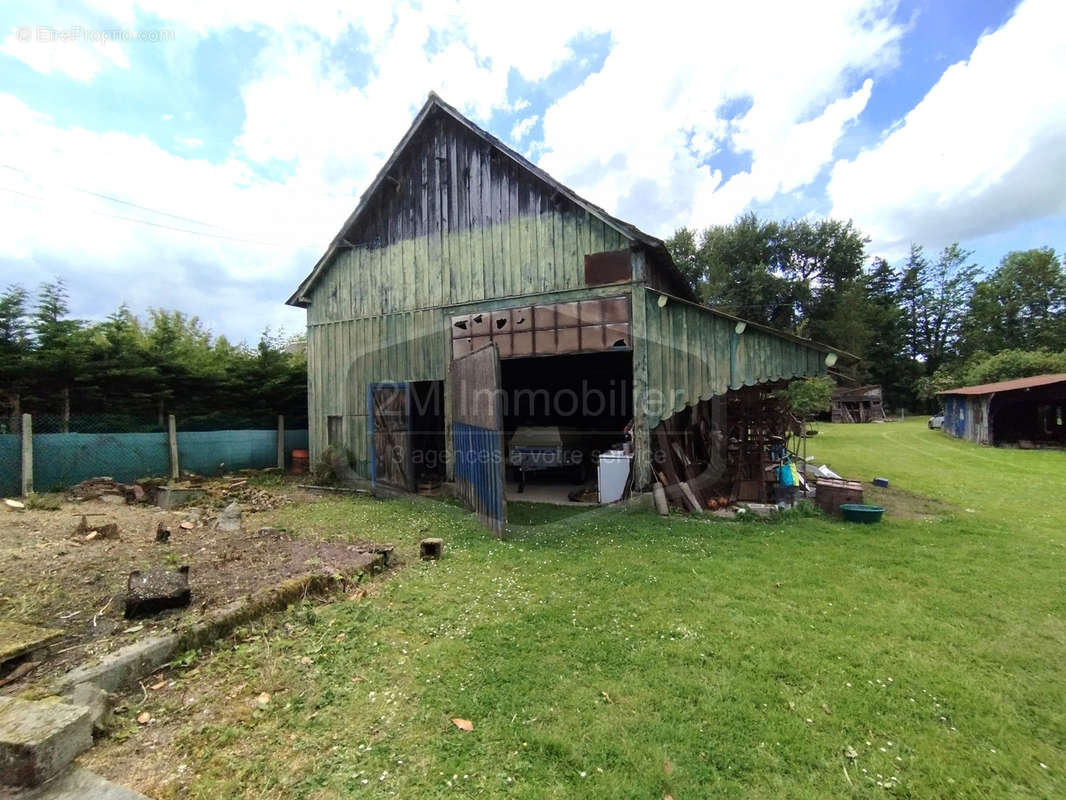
(326, 415), (343, 449)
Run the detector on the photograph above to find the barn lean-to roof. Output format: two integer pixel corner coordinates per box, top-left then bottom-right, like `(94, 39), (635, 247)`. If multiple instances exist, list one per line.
(938, 373), (1066, 396)
(286, 91), (691, 308)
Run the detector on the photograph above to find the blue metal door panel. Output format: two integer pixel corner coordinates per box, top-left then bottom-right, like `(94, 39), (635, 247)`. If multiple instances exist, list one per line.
(450, 344), (506, 536)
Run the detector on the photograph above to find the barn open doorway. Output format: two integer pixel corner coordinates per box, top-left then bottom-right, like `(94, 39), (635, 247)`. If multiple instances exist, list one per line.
(410, 380), (445, 489)
(500, 349), (632, 504)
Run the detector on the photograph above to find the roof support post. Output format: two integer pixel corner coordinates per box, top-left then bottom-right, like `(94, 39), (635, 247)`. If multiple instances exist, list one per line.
(630, 277), (651, 491)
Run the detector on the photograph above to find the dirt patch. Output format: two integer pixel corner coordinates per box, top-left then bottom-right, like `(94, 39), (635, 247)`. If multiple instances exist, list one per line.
(864, 484), (956, 521)
(0, 480), (386, 693)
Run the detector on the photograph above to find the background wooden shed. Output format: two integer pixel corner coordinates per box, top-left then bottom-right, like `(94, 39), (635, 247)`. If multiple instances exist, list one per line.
(831, 385), (886, 423)
(938, 374), (1066, 447)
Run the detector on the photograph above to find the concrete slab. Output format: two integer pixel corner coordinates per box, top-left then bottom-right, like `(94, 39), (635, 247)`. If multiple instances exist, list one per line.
(0, 696), (91, 787)
(154, 486), (205, 509)
(16, 766), (149, 799)
(0, 622), (63, 665)
(504, 480), (597, 506)
(53, 634), (179, 695)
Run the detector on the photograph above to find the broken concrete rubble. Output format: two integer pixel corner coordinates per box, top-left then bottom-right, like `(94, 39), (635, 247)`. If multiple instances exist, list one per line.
(124, 566), (191, 619)
(214, 501), (242, 531)
(68, 683), (113, 735)
(420, 538), (443, 560)
(73, 516), (119, 541)
(68, 477), (156, 505)
(0, 696), (92, 787)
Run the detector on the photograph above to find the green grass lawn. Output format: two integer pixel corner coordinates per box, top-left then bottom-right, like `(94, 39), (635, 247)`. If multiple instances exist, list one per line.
(89, 421), (1066, 798)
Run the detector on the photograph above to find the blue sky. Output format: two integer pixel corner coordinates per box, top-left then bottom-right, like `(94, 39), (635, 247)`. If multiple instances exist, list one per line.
(0, 0), (1063, 343)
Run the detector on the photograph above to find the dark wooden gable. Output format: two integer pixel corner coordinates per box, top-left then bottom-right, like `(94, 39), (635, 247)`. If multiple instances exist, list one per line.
(341, 107), (573, 264)
(289, 94), (698, 315)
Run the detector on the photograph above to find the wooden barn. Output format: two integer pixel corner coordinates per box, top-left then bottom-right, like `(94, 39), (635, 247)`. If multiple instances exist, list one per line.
(831, 385), (886, 423)
(287, 93), (850, 532)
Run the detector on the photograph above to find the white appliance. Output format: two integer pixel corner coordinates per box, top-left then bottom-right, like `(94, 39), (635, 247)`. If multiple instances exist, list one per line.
(597, 451), (632, 504)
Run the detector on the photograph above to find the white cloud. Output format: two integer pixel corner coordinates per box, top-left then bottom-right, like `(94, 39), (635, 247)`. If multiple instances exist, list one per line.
(537, 0), (902, 235)
(0, 93), (341, 337)
(828, 0), (1066, 256)
(0, 26), (128, 81)
(0, 0), (925, 341)
(510, 115), (539, 142)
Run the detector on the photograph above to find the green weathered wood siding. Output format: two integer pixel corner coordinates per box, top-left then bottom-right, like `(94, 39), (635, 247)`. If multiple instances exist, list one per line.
(302, 111), (635, 474)
(642, 291), (828, 429)
(305, 111), (630, 326)
(307, 309), (447, 476)
(299, 104), (837, 487)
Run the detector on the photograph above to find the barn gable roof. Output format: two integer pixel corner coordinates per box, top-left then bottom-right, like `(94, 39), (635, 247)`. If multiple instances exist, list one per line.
(286, 92), (688, 307)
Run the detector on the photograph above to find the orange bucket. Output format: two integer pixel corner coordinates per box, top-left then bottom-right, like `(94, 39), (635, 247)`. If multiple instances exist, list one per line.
(291, 449), (310, 474)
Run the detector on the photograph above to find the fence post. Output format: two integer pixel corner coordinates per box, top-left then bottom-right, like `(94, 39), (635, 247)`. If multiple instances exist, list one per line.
(20, 413), (32, 496)
(276, 415), (285, 470)
(168, 414), (179, 480)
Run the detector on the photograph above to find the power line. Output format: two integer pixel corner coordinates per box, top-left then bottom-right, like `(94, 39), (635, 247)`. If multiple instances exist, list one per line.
(0, 186), (289, 247)
(0, 161), (231, 231)
(0, 160), (386, 253)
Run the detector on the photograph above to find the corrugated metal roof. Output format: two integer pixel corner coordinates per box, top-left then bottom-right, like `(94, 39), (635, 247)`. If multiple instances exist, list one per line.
(648, 288), (858, 363)
(937, 373), (1066, 396)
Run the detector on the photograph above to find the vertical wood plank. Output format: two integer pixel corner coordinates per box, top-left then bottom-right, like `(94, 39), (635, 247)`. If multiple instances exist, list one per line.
(481, 148), (495, 300)
(447, 125), (459, 304)
(550, 204), (563, 292)
(563, 206), (578, 290)
(519, 176), (533, 296)
(400, 167), (413, 311)
(426, 142), (439, 311)
(455, 132), (469, 303)
(507, 168), (520, 297)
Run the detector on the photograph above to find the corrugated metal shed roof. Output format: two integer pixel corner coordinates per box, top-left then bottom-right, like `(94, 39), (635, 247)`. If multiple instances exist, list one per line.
(937, 373), (1066, 396)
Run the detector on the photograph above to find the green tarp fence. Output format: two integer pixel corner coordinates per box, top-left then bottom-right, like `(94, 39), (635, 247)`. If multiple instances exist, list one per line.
(34, 432), (170, 491)
(0, 430), (309, 495)
(176, 430), (309, 476)
(0, 435), (19, 496)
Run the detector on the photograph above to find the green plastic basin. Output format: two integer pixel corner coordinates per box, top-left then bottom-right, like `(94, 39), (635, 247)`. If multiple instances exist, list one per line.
(840, 503), (885, 524)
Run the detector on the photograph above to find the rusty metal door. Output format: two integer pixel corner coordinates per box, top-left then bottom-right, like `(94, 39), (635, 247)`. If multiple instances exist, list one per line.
(450, 343), (506, 536)
(369, 382), (413, 491)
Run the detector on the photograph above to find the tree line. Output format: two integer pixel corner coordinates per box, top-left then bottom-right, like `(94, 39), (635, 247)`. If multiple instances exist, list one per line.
(0, 280), (307, 433)
(3, 220), (1062, 430)
(667, 213), (1066, 411)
